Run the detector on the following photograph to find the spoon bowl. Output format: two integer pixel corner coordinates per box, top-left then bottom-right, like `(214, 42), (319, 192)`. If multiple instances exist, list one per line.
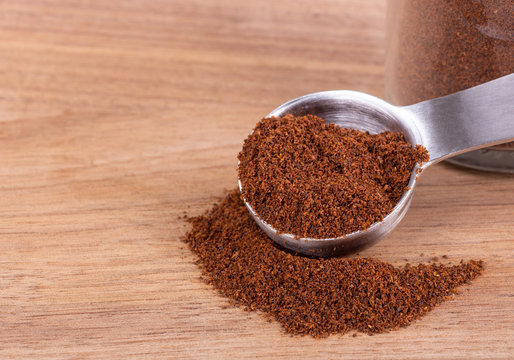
(239, 91), (422, 256)
(239, 74), (514, 256)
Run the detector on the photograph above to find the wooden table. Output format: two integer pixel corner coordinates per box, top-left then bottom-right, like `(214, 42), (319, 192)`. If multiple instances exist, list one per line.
(0, 1), (512, 358)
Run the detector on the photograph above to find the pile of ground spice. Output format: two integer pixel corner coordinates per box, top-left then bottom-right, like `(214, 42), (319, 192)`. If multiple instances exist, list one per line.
(184, 190), (483, 337)
(237, 115), (429, 239)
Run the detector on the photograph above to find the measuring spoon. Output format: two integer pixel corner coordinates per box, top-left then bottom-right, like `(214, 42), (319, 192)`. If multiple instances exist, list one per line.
(238, 73), (514, 257)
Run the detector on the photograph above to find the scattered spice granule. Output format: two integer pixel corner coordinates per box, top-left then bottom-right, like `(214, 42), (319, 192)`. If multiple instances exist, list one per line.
(237, 115), (429, 239)
(184, 190), (484, 337)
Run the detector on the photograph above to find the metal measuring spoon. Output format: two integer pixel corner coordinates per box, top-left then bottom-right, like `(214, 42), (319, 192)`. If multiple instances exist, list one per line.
(238, 73), (514, 257)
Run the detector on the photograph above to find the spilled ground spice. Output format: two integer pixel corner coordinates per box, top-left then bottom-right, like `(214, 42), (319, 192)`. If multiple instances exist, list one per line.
(238, 115), (429, 239)
(185, 190), (483, 337)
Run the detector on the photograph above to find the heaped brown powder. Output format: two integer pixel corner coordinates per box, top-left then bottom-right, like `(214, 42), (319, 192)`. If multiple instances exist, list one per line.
(184, 190), (483, 337)
(237, 115), (429, 239)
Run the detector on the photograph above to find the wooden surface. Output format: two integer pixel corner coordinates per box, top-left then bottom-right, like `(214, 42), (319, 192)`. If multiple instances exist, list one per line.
(0, 0), (512, 358)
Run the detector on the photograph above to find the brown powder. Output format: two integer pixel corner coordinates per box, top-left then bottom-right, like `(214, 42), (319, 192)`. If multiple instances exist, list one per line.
(184, 190), (483, 337)
(387, 0), (513, 104)
(237, 114), (428, 239)
(386, 0), (514, 149)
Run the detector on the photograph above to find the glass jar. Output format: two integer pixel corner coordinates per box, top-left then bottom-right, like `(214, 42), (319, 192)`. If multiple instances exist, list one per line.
(385, 0), (514, 173)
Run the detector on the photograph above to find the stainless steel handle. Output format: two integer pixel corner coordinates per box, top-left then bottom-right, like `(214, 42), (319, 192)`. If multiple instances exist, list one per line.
(403, 73), (514, 165)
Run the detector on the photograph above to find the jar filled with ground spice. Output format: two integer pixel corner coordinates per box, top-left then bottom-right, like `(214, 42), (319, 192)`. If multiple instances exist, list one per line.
(385, 0), (514, 172)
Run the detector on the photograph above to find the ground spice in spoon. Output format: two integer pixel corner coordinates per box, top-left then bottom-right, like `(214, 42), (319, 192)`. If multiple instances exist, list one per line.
(184, 190), (483, 337)
(238, 114), (429, 239)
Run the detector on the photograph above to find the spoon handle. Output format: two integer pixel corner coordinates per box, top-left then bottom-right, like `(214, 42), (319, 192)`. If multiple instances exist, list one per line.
(403, 73), (514, 165)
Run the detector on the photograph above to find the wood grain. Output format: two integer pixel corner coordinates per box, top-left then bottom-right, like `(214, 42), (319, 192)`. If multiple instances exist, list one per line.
(0, 0), (512, 358)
